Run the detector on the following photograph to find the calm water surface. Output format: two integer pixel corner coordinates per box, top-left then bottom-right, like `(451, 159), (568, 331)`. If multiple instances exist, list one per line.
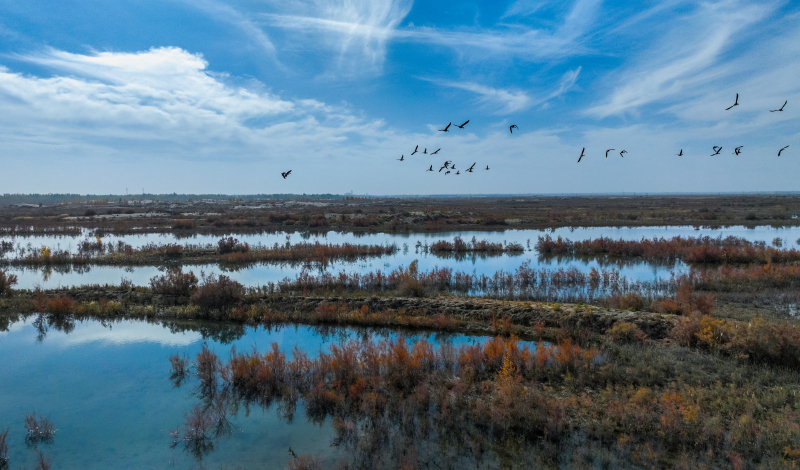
(3, 225), (799, 289)
(0, 316), (490, 469)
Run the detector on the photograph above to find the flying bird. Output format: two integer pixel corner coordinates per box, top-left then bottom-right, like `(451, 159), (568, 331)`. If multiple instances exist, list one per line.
(451, 164), (456, 170)
(578, 148), (585, 162)
(439, 166), (446, 172)
(456, 170), (461, 175)
(606, 149), (614, 158)
(281, 170), (292, 179)
(423, 148), (427, 154)
(779, 145), (789, 156)
(509, 125), (519, 134)
(725, 93), (739, 110)
(443, 160), (452, 168)
(770, 101), (787, 112)
(711, 146), (722, 156)
(467, 163), (476, 172)
(619, 150), (627, 158)
(411, 145), (418, 155)
(676, 149), (683, 156)
(398, 155), (404, 161)
(427, 165), (433, 172)
(439, 123), (451, 132)
(445, 170), (451, 175)
(485, 165), (490, 170)
(456, 120), (470, 129)
(431, 148), (441, 155)
(734, 146), (743, 155)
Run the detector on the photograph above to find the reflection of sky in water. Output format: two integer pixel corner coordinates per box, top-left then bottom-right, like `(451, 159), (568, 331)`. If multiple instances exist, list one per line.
(4, 225), (800, 289)
(0, 317), (509, 469)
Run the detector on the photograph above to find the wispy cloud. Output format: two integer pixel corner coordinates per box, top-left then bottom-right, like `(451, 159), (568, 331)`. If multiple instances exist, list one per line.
(419, 66), (579, 114)
(586, 1), (775, 117)
(260, 0), (413, 74)
(418, 78), (531, 114)
(182, 0), (279, 62)
(262, 0), (601, 66)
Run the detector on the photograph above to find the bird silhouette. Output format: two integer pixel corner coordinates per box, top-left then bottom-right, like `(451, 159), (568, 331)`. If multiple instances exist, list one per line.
(439, 123), (451, 132)
(451, 164), (456, 170)
(509, 125), (519, 134)
(456, 120), (469, 129)
(427, 165), (433, 172)
(606, 149), (614, 158)
(289, 447), (298, 459)
(725, 93), (739, 110)
(779, 145), (789, 156)
(734, 146), (743, 155)
(439, 165), (446, 172)
(423, 148), (427, 154)
(711, 146), (722, 156)
(411, 145), (418, 155)
(578, 148), (586, 162)
(485, 165), (490, 170)
(281, 170), (292, 179)
(398, 155), (404, 161)
(456, 170), (461, 175)
(620, 150), (627, 158)
(443, 160), (452, 168)
(431, 148), (441, 155)
(676, 149), (683, 156)
(467, 163), (476, 172)
(770, 101), (787, 112)
(445, 170), (451, 175)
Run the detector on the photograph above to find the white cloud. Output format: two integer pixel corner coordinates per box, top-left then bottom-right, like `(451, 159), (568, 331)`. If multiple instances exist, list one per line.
(419, 78), (532, 114)
(585, 1), (776, 117)
(260, 0), (413, 74)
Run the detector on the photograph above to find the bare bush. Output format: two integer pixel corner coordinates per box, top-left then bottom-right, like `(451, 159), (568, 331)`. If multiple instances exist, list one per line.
(190, 274), (245, 310)
(0, 270), (17, 295)
(24, 413), (56, 444)
(150, 268), (198, 296)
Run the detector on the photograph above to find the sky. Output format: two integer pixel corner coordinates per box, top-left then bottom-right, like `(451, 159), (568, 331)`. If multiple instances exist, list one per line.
(0, 0), (798, 195)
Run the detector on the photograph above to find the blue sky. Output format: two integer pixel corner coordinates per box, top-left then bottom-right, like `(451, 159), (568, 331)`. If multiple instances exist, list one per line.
(0, 0), (798, 195)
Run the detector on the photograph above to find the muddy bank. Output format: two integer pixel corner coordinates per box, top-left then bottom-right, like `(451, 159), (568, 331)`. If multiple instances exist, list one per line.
(2, 288), (677, 339)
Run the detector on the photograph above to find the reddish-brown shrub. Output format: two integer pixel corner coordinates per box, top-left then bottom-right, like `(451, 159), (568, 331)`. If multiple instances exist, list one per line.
(190, 274), (245, 310)
(150, 268), (198, 296)
(46, 296), (75, 314)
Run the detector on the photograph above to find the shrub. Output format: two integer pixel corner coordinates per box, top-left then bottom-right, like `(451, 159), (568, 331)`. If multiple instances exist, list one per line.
(190, 274), (245, 310)
(607, 321), (646, 343)
(616, 293), (644, 311)
(0, 270), (17, 295)
(172, 219), (195, 230)
(24, 413), (56, 444)
(217, 237), (249, 254)
(46, 296), (75, 314)
(0, 428), (8, 467)
(150, 269), (198, 296)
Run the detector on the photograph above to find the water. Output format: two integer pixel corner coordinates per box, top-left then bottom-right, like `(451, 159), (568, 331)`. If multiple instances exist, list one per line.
(3, 225), (800, 289)
(0, 315), (490, 469)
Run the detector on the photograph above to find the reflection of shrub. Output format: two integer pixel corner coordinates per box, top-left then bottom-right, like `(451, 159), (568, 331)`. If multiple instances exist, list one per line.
(190, 274), (245, 309)
(150, 268), (198, 296)
(83, 209), (96, 217)
(0, 270), (17, 295)
(613, 293), (644, 311)
(287, 455), (323, 470)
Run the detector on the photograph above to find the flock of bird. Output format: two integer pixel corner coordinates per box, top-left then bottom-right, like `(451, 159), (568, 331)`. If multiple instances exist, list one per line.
(279, 93), (791, 179)
(577, 95), (791, 163)
(394, 120), (519, 175)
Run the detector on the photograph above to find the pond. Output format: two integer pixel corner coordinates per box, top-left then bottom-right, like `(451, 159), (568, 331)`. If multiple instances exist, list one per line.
(0, 315), (495, 469)
(2, 225), (799, 290)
